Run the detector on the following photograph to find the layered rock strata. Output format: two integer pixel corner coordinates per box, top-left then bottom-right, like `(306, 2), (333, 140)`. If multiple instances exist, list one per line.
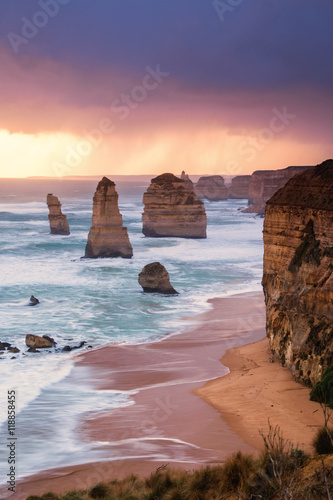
(142, 173), (207, 238)
(180, 171), (195, 192)
(195, 175), (228, 201)
(138, 262), (178, 294)
(85, 177), (133, 258)
(262, 160), (333, 386)
(46, 194), (70, 235)
(228, 175), (251, 199)
(244, 166), (310, 215)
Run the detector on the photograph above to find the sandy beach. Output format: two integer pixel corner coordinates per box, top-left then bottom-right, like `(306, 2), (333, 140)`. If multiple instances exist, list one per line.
(5, 292), (323, 499)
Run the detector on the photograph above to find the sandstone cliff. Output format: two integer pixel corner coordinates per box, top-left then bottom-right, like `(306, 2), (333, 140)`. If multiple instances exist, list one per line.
(46, 194), (70, 235)
(228, 175), (251, 199)
(85, 177), (133, 258)
(195, 175), (228, 201)
(244, 166), (311, 215)
(138, 262), (178, 294)
(262, 160), (333, 386)
(142, 173), (207, 238)
(180, 171), (195, 192)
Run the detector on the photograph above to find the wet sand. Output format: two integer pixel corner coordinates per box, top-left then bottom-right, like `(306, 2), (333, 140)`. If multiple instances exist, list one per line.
(5, 292), (322, 499)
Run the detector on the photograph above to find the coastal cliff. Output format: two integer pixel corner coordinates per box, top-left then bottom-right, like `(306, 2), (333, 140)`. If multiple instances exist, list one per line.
(262, 160), (333, 386)
(85, 177), (133, 258)
(195, 175), (228, 201)
(46, 194), (70, 235)
(245, 166), (310, 215)
(142, 173), (207, 238)
(228, 175), (251, 199)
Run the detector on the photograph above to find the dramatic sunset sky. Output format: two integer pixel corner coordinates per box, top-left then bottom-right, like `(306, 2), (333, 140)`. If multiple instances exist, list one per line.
(0, 0), (332, 178)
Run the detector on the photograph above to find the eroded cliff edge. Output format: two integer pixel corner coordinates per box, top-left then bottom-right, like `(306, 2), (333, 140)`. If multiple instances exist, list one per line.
(262, 160), (333, 386)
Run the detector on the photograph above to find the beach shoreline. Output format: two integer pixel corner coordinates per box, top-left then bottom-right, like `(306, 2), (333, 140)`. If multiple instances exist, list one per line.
(3, 291), (322, 500)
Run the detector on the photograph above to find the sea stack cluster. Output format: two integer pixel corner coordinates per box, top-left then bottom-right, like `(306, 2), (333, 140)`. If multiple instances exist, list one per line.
(46, 194), (70, 235)
(142, 173), (207, 238)
(85, 177), (133, 259)
(262, 160), (333, 386)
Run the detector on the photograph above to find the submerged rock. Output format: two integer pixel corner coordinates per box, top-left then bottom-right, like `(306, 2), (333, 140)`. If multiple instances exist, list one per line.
(25, 334), (53, 349)
(29, 295), (40, 306)
(0, 342), (11, 350)
(84, 177), (133, 259)
(62, 341), (86, 352)
(138, 262), (178, 294)
(142, 173), (207, 238)
(262, 159), (333, 386)
(46, 194), (70, 235)
(195, 175), (228, 201)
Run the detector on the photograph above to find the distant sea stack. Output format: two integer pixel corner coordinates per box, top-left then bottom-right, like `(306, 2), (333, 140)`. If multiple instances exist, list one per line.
(138, 262), (178, 294)
(195, 175), (228, 201)
(46, 194), (70, 235)
(244, 166), (311, 215)
(142, 173), (207, 238)
(228, 175), (251, 199)
(84, 177), (133, 259)
(262, 160), (333, 386)
(180, 171), (195, 192)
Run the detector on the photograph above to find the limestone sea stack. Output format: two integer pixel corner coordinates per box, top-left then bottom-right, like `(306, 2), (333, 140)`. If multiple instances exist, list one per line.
(262, 159), (333, 386)
(46, 194), (70, 235)
(180, 171), (195, 192)
(195, 175), (228, 201)
(138, 262), (178, 294)
(244, 166), (311, 215)
(228, 175), (251, 199)
(142, 173), (207, 238)
(84, 177), (133, 259)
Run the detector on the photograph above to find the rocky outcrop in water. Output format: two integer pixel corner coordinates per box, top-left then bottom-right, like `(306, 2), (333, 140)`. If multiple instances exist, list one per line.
(46, 194), (70, 235)
(25, 334), (54, 348)
(85, 177), (133, 258)
(180, 171), (195, 192)
(244, 166), (311, 215)
(195, 175), (228, 201)
(262, 160), (333, 386)
(142, 173), (207, 238)
(29, 295), (40, 306)
(228, 175), (251, 199)
(138, 262), (178, 294)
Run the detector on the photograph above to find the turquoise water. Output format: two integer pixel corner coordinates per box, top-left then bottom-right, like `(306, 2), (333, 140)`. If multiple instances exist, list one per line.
(0, 179), (264, 480)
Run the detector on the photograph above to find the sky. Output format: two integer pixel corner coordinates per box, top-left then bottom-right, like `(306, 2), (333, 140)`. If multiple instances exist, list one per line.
(0, 0), (332, 178)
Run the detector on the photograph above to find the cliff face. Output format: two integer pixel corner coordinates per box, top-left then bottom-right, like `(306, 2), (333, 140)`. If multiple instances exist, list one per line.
(245, 166), (311, 215)
(195, 175), (228, 201)
(142, 173), (207, 238)
(228, 175), (251, 199)
(180, 171), (195, 192)
(85, 177), (133, 258)
(262, 160), (333, 386)
(46, 194), (70, 235)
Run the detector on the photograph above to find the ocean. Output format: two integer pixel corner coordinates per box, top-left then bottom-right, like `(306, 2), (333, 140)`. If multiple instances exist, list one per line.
(0, 177), (264, 481)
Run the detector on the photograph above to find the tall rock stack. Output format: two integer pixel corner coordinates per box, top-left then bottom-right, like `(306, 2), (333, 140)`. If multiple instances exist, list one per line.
(262, 160), (333, 386)
(46, 194), (70, 235)
(84, 177), (133, 258)
(180, 171), (195, 192)
(228, 175), (251, 199)
(142, 173), (207, 238)
(195, 175), (228, 201)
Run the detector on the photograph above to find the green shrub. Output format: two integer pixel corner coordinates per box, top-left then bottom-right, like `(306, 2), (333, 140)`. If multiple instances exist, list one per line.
(310, 365), (333, 408)
(312, 426), (333, 455)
